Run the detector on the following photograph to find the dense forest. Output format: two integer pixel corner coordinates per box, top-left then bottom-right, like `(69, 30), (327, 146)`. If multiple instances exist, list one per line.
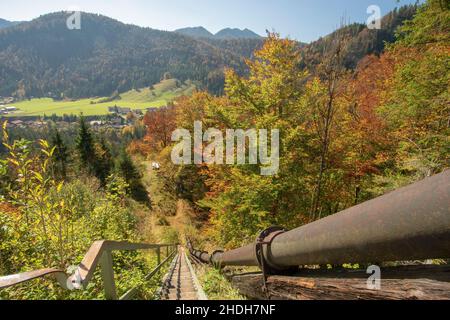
(0, 13), (250, 98)
(0, 6), (417, 99)
(302, 5), (418, 69)
(0, 0), (448, 300)
(0, 113), (176, 299)
(134, 0), (449, 247)
(0, 19), (21, 29)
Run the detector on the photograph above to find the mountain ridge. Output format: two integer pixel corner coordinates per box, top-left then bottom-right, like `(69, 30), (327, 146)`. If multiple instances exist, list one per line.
(175, 26), (262, 39)
(0, 18), (22, 29)
(0, 12), (252, 98)
(0, 7), (418, 100)
(174, 26), (215, 38)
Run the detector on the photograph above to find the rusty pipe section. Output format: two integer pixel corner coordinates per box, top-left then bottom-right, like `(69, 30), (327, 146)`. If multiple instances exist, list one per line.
(192, 249), (211, 264)
(186, 240), (211, 264)
(189, 171), (450, 271)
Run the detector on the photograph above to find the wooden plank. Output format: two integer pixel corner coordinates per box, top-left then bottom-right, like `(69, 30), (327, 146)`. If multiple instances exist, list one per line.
(229, 265), (450, 300)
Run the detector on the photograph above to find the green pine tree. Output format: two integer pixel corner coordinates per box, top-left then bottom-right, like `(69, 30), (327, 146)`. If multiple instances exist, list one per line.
(51, 129), (69, 180)
(117, 151), (151, 206)
(94, 138), (113, 185)
(75, 116), (95, 174)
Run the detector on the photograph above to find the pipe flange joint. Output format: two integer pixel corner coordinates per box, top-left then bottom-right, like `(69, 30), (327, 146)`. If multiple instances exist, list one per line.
(255, 226), (287, 275)
(210, 250), (224, 266)
(200, 251), (209, 260)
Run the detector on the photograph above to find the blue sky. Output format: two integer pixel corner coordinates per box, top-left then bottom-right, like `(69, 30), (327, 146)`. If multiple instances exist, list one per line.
(0, 0), (420, 42)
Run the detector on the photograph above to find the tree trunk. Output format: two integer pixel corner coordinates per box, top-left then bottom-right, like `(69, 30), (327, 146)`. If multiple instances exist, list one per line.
(229, 265), (450, 300)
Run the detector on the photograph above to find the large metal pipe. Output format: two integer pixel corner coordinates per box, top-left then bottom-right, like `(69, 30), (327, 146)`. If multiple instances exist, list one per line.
(187, 240), (211, 264)
(191, 171), (450, 271)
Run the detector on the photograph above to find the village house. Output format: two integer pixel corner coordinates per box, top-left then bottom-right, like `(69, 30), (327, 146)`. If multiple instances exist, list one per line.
(110, 116), (123, 125)
(108, 106), (131, 115)
(10, 120), (24, 127)
(30, 121), (46, 128)
(0, 105), (18, 115)
(1, 97), (14, 104)
(90, 120), (105, 128)
(5, 106), (17, 112)
(146, 107), (159, 113)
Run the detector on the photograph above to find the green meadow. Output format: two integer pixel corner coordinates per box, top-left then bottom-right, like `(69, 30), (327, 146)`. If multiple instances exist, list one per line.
(5, 79), (197, 117)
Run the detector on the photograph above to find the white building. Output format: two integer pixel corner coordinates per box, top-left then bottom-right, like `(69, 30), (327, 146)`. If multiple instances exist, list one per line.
(90, 120), (105, 127)
(152, 162), (161, 170)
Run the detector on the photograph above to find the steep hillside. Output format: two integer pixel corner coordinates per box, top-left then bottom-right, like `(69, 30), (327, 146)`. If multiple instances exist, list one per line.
(0, 13), (246, 99)
(0, 18), (22, 29)
(301, 5), (418, 69)
(0, 6), (417, 101)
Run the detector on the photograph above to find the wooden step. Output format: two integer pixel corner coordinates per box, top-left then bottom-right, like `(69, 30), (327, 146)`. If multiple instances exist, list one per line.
(160, 250), (202, 301)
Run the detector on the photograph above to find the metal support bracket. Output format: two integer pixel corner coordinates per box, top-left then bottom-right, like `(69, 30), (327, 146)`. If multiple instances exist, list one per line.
(100, 251), (118, 300)
(210, 250), (225, 268)
(255, 226), (287, 297)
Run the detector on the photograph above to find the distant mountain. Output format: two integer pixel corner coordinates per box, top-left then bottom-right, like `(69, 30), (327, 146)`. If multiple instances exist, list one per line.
(176, 26), (262, 40)
(203, 38), (266, 60)
(0, 19), (12, 28)
(0, 12), (256, 99)
(301, 5), (418, 70)
(215, 28), (262, 40)
(175, 26), (214, 39)
(0, 6), (417, 100)
(0, 18), (22, 29)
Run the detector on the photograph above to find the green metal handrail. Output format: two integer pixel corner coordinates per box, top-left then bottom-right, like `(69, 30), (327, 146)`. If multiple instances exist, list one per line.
(0, 240), (178, 300)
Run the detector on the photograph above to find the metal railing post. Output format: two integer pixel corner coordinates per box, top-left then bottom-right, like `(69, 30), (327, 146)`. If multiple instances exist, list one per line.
(166, 246), (169, 258)
(157, 247), (161, 266)
(0, 241), (179, 298)
(100, 251), (118, 300)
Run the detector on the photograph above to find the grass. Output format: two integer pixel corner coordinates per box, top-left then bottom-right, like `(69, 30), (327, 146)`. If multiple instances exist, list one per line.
(197, 267), (246, 300)
(4, 79), (197, 117)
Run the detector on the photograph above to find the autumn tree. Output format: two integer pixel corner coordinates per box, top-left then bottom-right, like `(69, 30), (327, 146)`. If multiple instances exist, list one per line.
(337, 54), (395, 205)
(143, 106), (177, 150)
(380, 0), (450, 178)
(132, 0), (449, 248)
(305, 27), (350, 220)
(197, 33), (312, 245)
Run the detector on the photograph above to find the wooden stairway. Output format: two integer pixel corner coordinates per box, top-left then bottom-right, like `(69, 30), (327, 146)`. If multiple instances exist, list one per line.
(160, 248), (207, 300)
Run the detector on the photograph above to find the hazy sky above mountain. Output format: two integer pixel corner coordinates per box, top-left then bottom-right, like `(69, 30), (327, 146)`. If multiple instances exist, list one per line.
(0, 0), (420, 42)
